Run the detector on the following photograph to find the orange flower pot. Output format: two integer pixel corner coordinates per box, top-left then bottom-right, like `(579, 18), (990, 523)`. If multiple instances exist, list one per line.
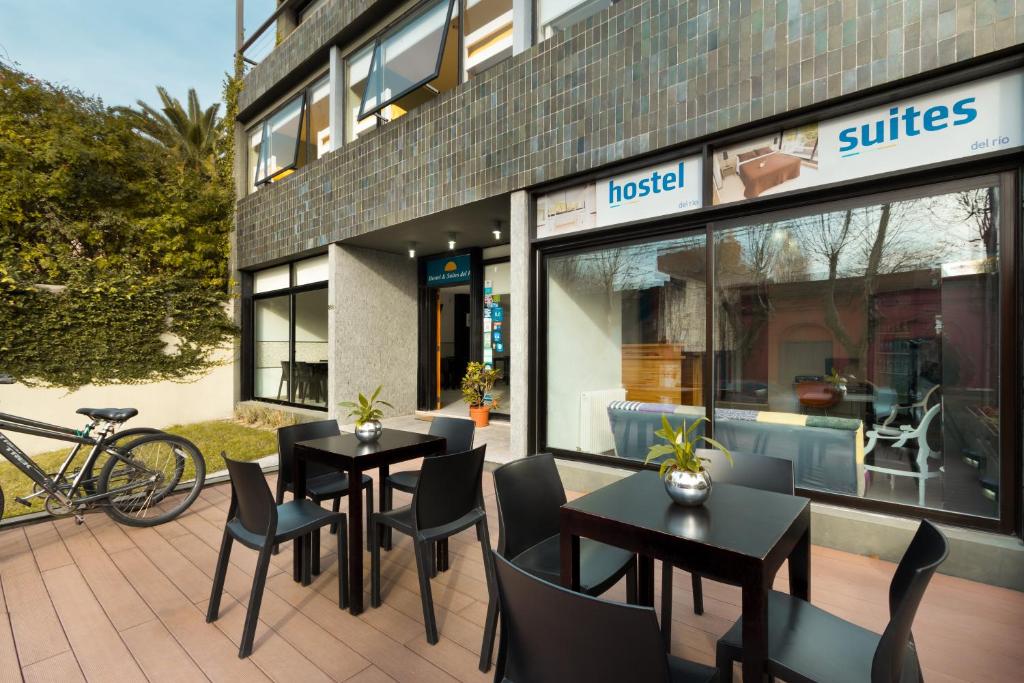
(469, 405), (490, 428)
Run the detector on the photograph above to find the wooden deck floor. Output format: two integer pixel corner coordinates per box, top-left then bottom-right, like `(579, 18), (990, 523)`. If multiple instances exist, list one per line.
(0, 467), (1022, 682)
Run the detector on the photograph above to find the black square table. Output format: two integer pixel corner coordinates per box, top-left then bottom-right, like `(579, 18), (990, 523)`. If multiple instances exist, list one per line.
(293, 428), (447, 614)
(560, 470), (811, 681)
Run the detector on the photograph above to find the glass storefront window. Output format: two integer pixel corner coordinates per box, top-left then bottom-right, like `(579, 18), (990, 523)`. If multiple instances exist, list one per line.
(254, 264), (290, 294)
(546, 233), (707, 460)
(464, 0), (513, 79)
(713, 181), (1000, 517)
(293, 289), (329, 408)
(537, 0), (613, 40)
(254, 295), (291, 401)
(484, 261), (512, 416)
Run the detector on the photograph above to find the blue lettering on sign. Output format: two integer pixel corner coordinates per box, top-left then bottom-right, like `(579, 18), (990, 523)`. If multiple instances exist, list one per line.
(608, 162), (686, 207)
(837, 96), (978, 156)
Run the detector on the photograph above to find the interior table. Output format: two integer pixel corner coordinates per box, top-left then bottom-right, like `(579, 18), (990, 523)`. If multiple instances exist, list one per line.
(560, 470), (810, 681)
(293, 428), (447, 614)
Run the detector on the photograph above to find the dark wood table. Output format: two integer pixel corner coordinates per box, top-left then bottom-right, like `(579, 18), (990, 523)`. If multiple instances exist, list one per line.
(293, 428), (447, 614)
(560, 471), (810, 681)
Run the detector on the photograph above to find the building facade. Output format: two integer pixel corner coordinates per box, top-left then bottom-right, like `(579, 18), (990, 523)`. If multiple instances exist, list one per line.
(234, 0), (1024, 580)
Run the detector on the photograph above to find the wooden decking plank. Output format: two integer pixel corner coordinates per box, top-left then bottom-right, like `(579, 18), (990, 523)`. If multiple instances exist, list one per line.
(2, 567), (71, 667)
(24, 521), (73, 573)
(119, 618), (208, 683)
(21, 650), (84, 683)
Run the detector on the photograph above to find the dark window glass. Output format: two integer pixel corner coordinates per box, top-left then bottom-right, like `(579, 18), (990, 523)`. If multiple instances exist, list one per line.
(713, 182), (1001, 517)
(253, 94), (306, 186)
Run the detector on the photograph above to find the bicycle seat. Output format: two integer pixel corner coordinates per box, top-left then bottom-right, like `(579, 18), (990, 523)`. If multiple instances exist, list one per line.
(76, 407), (139, 422)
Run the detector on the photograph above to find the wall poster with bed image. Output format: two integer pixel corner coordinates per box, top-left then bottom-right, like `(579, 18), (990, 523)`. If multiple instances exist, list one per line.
(712, 123), (820, 204)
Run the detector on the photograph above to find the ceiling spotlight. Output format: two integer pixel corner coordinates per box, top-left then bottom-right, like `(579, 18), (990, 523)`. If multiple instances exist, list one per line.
(408, 242), (416, 258)
(448, 233), (457, 250)
(492, 220), (502, 241)
(492, 229), (502, 240)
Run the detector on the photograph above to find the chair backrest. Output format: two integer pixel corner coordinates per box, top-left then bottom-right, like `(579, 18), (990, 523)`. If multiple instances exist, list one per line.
(916, 403), (942, 460)
(493, 453), (566, 558)
(413, 445), (487, 531)
(872, 520), (948, 682)
(493, 553), (671, 683)
(696, 448), (795, 495)
(277, 419), (341, 485)
(429, 416), (475, 455)
(224, 455), (277, 538)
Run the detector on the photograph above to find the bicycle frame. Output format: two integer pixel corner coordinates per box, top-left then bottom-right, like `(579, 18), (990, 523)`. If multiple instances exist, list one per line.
(0, 411), (136, 508)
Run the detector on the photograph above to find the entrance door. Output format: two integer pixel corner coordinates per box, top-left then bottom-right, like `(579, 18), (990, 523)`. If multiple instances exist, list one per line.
(436, 286), (472, 411)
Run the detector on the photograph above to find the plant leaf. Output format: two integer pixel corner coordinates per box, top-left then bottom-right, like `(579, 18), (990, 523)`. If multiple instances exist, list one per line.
(699, 437), (733, 465)
(659, 460), (673, 479)
(370, 384), (382, 403)
(644, 444), (675, 464)
(685, 416), (706, 439)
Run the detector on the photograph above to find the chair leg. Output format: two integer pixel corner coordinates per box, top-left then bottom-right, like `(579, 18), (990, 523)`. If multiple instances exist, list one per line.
(625, 559), (638, 604)
(382, 481), (393, 551)
(715, 642), (734, 683)
(370, 519), (382, 608)
(660, 561), (673, 649)
(206, 530), (233, 623)
(329, 497), (341, 534)
(413, 540), (439, 644)
(239, 545), (273, 658)
(272, 487), (286, 556)
(312, 529), (321, 576)
(476, 518), (498, 669)
(364, 483), (374, 552)
(336, 517), (349, 610)
(302, 533), (313, 586)
(691, 572), (704, 615)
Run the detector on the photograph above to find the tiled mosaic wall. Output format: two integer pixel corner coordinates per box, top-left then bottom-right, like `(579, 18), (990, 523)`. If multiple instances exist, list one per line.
(236, 0), (1024, 268)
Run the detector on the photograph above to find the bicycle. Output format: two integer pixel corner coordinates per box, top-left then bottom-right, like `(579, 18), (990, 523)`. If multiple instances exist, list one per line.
(0, 379), (206, 527)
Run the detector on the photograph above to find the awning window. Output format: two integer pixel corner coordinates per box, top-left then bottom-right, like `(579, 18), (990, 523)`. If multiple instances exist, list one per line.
(254, 93), (307, 186)
(358, 0), (456, 121)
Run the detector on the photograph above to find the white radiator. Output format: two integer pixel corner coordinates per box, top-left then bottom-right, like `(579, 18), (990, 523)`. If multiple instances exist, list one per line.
(579, 388), (626, 454)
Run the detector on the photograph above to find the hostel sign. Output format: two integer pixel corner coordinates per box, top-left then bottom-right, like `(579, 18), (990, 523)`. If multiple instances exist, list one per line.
(426, 254), (471, 285)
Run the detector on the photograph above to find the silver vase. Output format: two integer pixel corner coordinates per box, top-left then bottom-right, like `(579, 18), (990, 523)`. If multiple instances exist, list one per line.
(664, 468), (712, 506)
(354, 419), (382, 443)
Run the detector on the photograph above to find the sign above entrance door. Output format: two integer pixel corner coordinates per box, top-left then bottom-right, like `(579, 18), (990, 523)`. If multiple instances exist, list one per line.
(426, 253), (472, 285)
(535, 155), (703, 239)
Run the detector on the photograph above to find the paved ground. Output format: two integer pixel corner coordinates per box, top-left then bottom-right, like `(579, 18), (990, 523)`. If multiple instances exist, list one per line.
(0, 462), (1022, 682)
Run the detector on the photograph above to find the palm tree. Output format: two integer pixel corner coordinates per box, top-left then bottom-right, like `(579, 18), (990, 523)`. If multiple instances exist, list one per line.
(119, 87), (220, 175)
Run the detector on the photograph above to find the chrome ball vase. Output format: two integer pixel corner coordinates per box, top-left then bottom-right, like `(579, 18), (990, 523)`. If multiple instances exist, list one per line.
(354, 419), (383, 443)
(664, 467), (712, 506)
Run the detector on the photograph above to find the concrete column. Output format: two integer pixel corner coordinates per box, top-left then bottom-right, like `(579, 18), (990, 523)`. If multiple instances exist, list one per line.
(510, 190), (530, 460)
(328, 45), (343, 152)
(512, 0), (533, 55)
(330, 244), (419, 421)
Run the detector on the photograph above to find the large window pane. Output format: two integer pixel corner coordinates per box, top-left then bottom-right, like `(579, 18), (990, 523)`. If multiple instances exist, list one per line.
(246, 126), (262, 195)
(359, 0), (456, 121)
(484, 261), (511, 416)
(255, 95), (305, 184)
(713, 182), (1000, 517)
(254, 296), (291, 400)
(293, 289), (329, 407)
(305, 76), (331, 160)
(464, 0), (513, 78)
(546, 234), (707, 461)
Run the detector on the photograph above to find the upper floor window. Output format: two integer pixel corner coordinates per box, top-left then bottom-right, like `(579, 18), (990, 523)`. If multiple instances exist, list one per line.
(357, 0), (460, 124)
(298, 0), (328, 24)
(464, 0), (513, 79)
(537, 0), (613, 40)
(247, 74), (330, 193)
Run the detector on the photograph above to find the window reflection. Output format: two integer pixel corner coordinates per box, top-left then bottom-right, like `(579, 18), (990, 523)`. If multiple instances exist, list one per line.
(464, 0), (513, 78)
(713, 184), (1000, 517)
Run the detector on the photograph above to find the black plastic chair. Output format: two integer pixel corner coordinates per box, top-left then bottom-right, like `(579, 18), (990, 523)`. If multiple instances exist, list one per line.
(207, 455), (348, 658)
(380, 416), (475, 558)
(274, 420), (374, 561)
(479, 453), (638, 672)
(492, 552), (719, 683)
(715, 519), (948, 682)
(661, 449), (794, 642)
(370, 444), (494, 645)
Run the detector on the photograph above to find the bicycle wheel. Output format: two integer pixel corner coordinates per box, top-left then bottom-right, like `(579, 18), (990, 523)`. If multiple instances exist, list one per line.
(82, 427), (165, 495)
(98, 433), (206, 527)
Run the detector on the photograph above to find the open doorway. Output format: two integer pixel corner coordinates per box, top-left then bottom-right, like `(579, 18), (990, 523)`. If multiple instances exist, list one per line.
(437, 284), (472, 413)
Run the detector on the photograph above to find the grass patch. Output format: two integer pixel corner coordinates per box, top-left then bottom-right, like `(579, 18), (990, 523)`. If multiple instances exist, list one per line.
(1, 419), (278, 520)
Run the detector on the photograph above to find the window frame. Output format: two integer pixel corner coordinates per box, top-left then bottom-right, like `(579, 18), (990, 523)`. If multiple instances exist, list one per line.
(357, 0), (458, 122)
(253, 93), (307, 187)
(246, 256), (330, 411)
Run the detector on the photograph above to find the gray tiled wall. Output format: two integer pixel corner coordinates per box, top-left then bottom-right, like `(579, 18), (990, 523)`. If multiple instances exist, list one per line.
(236, 0), (1024, 268)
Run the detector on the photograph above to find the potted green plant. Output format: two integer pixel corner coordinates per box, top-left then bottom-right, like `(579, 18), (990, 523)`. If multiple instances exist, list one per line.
(461, 362), (501, 427)
(338, 385), (393, 443)
(645, 415), (731, 506)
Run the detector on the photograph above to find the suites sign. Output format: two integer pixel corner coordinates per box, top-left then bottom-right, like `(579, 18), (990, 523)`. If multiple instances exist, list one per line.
(536, 156), (703, 239)
(426, 254), (471, 285)
(712, 69), (1024, 205)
